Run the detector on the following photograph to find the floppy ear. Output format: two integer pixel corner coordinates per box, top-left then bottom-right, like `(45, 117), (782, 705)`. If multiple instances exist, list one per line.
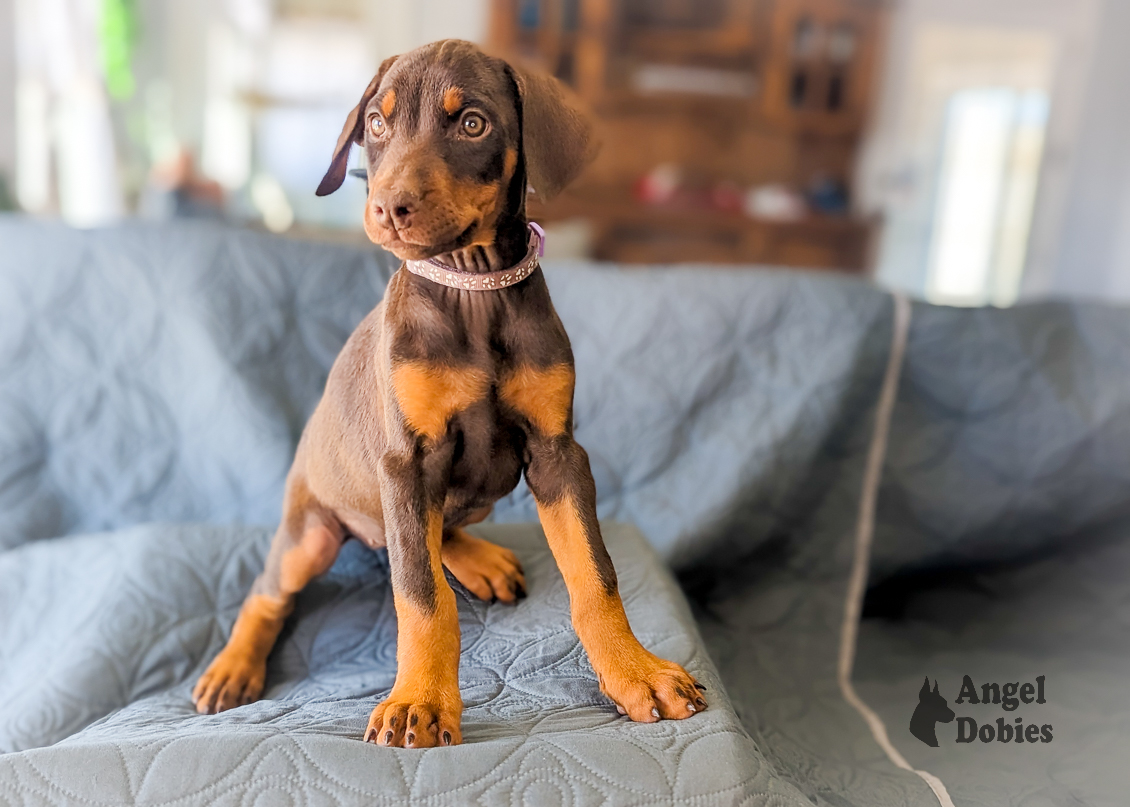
(316, 55), (399, 197)
(504, 62), (599, 201)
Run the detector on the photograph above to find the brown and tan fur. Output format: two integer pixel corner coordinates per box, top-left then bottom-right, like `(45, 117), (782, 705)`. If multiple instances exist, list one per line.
(193, 40), (706, 748)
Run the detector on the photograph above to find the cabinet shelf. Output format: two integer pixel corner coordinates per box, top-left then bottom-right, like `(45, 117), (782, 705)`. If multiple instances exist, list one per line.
(491, 0), (888, 271)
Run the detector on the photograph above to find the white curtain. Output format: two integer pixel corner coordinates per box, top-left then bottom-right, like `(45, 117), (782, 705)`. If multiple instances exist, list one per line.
(14, 0), (123, 226)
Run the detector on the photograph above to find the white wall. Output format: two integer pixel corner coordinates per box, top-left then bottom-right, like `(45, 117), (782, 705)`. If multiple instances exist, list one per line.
(133, 0), (490, 171)
(859, 0), (1120, 304)
(365, 0), (488, 61)
(0, 0), (489, 213)
(1032, 0), (1130, 303)
(0, 0), (14, 186)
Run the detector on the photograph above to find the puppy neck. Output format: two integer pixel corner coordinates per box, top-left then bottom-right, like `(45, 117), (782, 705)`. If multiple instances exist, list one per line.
(430, 217), (529, 274)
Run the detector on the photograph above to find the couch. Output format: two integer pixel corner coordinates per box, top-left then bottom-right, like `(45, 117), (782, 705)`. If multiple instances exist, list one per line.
(0, 217), (1126, 806)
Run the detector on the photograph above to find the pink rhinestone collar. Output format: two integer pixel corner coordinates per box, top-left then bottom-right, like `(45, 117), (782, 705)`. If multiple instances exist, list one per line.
(404, 223), (545, 291)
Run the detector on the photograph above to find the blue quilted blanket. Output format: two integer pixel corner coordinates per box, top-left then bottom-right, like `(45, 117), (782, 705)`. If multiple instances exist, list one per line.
(1, 217), (1127, 806)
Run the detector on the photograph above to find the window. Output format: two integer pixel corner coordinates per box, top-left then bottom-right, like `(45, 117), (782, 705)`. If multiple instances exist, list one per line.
(926, 88), (1049, 307)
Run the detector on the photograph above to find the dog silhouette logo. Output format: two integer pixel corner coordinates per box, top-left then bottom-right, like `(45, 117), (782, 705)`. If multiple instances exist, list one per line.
(910, 678), (955, 747)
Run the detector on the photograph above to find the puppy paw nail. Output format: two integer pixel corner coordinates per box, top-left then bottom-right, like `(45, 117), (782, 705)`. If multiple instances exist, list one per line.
(443, 731), (452, 745)
(694, 683), (707, 692)
(651, 708), (660, 719)
(616, 705), (626, 715)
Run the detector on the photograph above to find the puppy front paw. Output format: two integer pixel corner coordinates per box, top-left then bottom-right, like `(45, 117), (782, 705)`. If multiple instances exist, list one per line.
(365, 691), (463, 748)
(598, 653), (707, 723)
(192, 650), (266, 714)
(441, 529), (526, 603)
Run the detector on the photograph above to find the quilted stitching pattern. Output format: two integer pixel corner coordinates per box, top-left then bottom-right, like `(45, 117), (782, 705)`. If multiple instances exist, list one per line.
(0, 218), (945, 805)
(873, 301), (1130, 579)
(0, 219), (395, 549)
(0, 217), (906, 577)
(857, 522), (1130, 807)
(0, 521), (809, 806)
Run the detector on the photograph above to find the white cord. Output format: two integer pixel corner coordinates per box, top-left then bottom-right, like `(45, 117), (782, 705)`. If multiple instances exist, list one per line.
(837, 292), (955, 807)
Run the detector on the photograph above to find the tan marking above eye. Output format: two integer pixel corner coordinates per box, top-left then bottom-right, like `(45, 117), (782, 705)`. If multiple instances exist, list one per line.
(500, 364), (575, 436)
(443, 87), (464, 116)
(380, 89), (396, 118)
(392, 362), (490, 441)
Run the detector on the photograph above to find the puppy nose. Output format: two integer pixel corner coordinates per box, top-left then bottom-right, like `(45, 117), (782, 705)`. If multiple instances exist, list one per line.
(373, 191), (417, 229)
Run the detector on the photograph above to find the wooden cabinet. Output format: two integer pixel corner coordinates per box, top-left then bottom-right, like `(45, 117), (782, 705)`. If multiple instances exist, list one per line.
(762, 0), (884, 135)
(527, 189), (871, 267)
(491, 0), (887, 272)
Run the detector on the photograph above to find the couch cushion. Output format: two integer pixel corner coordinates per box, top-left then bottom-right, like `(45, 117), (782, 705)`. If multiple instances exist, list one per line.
(0, 218), (395, 549)
(0, 520), (809, 806)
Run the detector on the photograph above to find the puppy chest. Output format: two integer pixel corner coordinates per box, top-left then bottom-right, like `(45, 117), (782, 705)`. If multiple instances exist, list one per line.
(446, 403), (525, 501)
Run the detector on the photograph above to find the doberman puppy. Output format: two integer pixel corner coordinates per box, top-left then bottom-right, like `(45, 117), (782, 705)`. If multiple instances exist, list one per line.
(193, 39), (706, 748)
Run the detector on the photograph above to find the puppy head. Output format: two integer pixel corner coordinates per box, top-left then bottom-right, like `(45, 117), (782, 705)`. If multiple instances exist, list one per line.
(316, 40), (597, 260)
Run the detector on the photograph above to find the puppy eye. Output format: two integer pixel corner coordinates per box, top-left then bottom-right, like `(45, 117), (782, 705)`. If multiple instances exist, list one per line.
(369, 115), (385, 137)
(460, 112), (488, 138)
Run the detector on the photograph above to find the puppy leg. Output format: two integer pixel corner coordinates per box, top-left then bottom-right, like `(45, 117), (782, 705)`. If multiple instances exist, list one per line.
(442, 527), (526, 603)
(526, 435), (707, 722)
(365, 454), (463, 748)
(193, 477), (344, 714)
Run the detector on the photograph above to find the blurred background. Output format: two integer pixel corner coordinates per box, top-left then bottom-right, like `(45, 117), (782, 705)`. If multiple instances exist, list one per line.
(0, 0), (1127, 306)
